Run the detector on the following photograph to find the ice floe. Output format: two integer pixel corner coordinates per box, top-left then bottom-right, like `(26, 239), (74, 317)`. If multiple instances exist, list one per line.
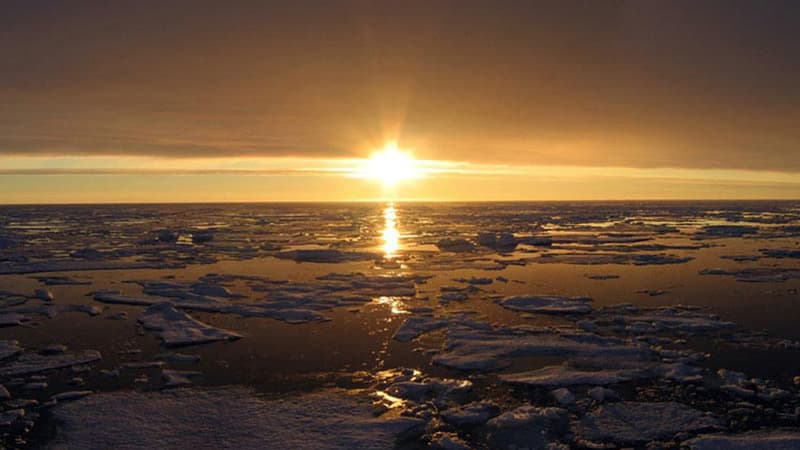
(686, 430), (800, 449)
(577, 401), (721, 444)
(138, 303), (243, 346)
(0, 350), (101, 377)
(47, 387), (424, 449)
(497, 295), (593, 314)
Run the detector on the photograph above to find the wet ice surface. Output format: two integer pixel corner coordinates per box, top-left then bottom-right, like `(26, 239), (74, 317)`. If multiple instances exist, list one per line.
(0, 201), (800, 448)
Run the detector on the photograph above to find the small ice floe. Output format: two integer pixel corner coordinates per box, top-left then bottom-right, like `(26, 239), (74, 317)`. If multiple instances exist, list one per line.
(0, 350), (101, 377)
(498, 295), (593, 315)
(34, 289), (55, 301)
(138, 303), (242, 346)
(635, 289), (668, 296)
(436, 238), (475, 252)
(576, 402), (721, 444)
(440, 401), (500, 427)
(0, 384), (10, 400)
(536, 253), (692, 265)
(685, 430), (800, 449)
(393, 317), (448, 342)
(275, 249), (378, 263)
(155, 352), (201, 363)
(486, 405), (568, 449)
(39, 344), (67, 355)
(700, 267), (800, 283)
(161, 369), (203, 387)
(759, 248), (800, 259)
(48, 387), (425, 449)
(51, 390), (92, 403)
(32, 276), (92, 286)
(453, 277), (493, 285)
(477, 232), (518, 251)
(550, 388), (575, 406)
(586, 274), (620, 280)
(588, 386), (620, 403)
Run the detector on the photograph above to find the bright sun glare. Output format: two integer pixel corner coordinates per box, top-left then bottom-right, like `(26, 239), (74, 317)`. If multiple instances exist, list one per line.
(362, 142), (418, 185)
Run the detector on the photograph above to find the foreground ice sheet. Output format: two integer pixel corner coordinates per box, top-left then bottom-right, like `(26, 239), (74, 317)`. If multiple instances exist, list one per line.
(47, 387), (423, 450)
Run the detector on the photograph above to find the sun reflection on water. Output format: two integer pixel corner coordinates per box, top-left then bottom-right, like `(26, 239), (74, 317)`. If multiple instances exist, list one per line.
(382, 203), (400, 258)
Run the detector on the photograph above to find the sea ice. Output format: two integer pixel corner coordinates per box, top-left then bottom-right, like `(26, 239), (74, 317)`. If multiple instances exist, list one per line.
(686, 430), (800, 449)
(0, 350), (101, 376)
(47, 387), (425, 449)
(577, 402), (721, 443)
(138, 303), (243, 346)
(498, 295), (593, 314)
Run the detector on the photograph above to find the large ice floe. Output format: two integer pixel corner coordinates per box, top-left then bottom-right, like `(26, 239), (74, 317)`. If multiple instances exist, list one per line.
(47, 387), (423, 450)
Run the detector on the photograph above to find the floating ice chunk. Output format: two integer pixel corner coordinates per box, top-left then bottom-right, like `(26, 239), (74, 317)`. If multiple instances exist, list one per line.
(162, 369), (203, 387)
(440, 401), (500, 427)
(0, 350), (101, 377)
(453, 277), (493, 285)
(0, 409), (25, 427)
(436, 238), (475, 252)
(138, 303), (242, 346)
(155, 352), (201, 363)
(477, 232), (518, 251)
(33, 276), (91, 286)
(1, 303), (101, 318)
(686, 430), (800, 449)
(275, 249), (378, 263)
(393, 317), (448, 342)
(190, 282), (242, 298)
(0, 384), (9, 400)
(586, 274), (620, 280)
(498, 295), (592, 315)
(588, 386), (620, 403)
(550, 388), (575, 406)
(0, 340), (22, 360)
(40, 344), (68, 355)
(94, 290), (159, 306)
(577, 402), (721, 444)
(34, 289), (55, 301)
(51, 391), (92, 402)
(48, 387), (425, 449)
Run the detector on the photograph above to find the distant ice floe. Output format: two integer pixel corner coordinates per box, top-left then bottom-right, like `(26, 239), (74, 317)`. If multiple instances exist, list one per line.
(535, 253), (693, 265)
(700, 267), (800, 283)
(497, 295), (593, 314)
(275, 249), (379, 263)
(47, 387), (424, 450)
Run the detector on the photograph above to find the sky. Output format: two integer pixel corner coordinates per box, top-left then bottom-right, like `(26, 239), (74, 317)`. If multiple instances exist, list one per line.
(1, 0), (799, 203)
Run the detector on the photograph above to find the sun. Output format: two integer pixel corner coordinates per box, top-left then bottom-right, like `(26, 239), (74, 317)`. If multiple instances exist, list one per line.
(362, 142), (418, 185)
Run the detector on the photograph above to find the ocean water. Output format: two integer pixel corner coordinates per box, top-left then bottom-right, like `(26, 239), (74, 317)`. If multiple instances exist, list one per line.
(1, 201), (800, 448)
